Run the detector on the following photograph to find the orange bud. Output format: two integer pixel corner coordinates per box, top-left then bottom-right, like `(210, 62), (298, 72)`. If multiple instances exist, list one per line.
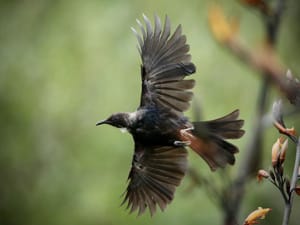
(271, 138), (281, 166)
(244, 207), (272, 225)
(208, 4), (239, 43)
(279, 139), (288, 164)
(295, 186), (300, 196)
(257, 170), (269, 182)
(285, 127), (297, 137)
(274, 122), (297, 138)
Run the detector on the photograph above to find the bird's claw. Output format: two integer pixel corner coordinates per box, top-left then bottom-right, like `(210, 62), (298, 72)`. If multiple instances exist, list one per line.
(174, 140), (191, 146)
(175, 127), (194, 146)
(180, 126), (194, 134)
(179, 127), (194, 138)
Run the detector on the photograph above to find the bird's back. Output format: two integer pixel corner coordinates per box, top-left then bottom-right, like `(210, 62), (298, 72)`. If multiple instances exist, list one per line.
(129, 107), (190, 146)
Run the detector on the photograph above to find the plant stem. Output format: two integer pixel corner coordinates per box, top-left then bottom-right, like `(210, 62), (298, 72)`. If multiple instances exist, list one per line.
(282, 137), (300, 225)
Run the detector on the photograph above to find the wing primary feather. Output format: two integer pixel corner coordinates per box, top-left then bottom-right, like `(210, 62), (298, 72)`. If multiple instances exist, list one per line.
(131, 27), (143, 54)
(165, 24), (182, 51)
(153, 14), (162, 41)
(143, 14), (153, 40)
(160, 15), (171, 45)
(136, 19), (147, 41)
(150, 14), (163, 69)
(154, 36), (187, 66)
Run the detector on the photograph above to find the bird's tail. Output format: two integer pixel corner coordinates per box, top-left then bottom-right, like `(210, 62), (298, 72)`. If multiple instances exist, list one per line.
(181, 110), (244, 171)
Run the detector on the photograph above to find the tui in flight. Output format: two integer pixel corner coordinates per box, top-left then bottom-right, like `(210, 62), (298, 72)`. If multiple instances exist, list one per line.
(96, 15), (244, 216)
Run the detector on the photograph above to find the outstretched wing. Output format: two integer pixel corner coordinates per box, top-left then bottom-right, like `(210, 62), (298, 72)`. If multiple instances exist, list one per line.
(132, 15), (196, 115)
(121, 144), (188, 216)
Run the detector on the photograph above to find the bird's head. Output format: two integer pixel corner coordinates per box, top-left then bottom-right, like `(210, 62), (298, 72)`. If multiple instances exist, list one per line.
(96, 113), (130, 128)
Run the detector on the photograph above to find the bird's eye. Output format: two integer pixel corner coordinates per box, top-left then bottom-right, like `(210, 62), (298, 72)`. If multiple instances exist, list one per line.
(134, 162), (144, 170)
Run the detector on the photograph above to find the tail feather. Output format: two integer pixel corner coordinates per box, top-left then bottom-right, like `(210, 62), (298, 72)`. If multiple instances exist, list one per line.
(187, 110), (245, 170)
(192, 109), (244, 139)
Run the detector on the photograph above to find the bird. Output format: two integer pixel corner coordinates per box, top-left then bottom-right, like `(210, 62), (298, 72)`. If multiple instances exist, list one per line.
(96, 14), (245, 216)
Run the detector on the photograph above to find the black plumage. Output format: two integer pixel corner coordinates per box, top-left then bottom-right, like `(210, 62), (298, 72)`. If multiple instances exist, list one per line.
(96, 14), (244, 216)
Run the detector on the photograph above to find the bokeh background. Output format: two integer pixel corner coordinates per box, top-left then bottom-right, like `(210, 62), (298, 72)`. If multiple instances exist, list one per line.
(1, 0), (299, 225)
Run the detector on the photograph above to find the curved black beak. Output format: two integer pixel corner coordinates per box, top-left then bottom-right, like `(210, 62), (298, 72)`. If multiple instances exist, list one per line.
(96, 119), (108, 126)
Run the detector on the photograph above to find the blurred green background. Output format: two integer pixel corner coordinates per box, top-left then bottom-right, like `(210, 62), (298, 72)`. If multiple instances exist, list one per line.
(1, 0), (299, 225)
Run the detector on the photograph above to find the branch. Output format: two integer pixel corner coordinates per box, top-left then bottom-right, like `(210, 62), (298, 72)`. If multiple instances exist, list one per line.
(282, 137), (300, 225)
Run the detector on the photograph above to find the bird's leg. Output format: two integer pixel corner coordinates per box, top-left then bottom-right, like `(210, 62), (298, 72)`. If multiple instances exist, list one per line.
(174, 127), (194, 146)
(174, 140), (191, 146)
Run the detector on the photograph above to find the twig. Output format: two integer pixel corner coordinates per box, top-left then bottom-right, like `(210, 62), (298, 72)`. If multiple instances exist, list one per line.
(282, 137), (300, 225)
(265, 0), (285, 45)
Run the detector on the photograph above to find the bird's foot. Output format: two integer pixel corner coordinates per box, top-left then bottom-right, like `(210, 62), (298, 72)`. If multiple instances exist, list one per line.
(176, 126), (195, 147)
(180, 126), (194, 133)
(174, 127), (194, 146)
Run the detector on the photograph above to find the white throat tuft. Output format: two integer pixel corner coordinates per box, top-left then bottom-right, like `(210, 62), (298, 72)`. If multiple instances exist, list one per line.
(120, 128), (128, 133)
(129, 111), (138, 120)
